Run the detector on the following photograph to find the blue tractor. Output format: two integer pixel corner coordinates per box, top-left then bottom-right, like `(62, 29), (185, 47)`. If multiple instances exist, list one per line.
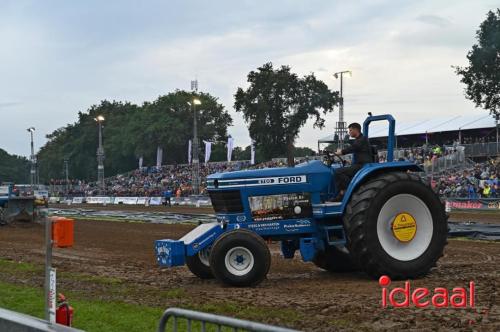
(155, 115), (448, 286)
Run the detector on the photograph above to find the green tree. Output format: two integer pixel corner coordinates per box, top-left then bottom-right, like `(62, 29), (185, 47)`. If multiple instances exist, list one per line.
(0, 149), (29, 183)
(37, 91), (232, 182)
(234, 63), (339, 166)
(455, 9), (500, 117)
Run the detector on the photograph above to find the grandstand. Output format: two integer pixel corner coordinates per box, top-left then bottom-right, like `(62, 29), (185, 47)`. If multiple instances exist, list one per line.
(47, 154), (499, 200)
(319, 114), (499, 158)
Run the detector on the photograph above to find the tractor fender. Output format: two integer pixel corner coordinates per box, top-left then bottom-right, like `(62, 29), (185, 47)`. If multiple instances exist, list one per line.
(341, 162), (423, 214)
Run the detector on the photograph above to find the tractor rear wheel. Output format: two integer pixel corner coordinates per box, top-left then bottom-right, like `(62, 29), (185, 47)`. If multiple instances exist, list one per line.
(313, 245), (359, 272)
(344, 172), (447, 279)
(186, 247), (213, 279)
(210, 229), (271, 287)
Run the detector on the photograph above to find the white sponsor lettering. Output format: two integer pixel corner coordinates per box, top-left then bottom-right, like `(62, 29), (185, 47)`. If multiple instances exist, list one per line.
(278, 176), (304, 184)
(218, 175), (306, 188)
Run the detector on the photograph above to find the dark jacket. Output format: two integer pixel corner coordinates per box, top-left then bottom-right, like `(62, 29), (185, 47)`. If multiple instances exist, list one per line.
(341, 134), (372, 165)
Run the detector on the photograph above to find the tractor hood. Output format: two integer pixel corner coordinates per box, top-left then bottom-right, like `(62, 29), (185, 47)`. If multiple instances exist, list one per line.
(206, 160), (330, 189)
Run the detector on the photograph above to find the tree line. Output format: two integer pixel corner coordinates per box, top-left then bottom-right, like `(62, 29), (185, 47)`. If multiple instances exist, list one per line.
(0, 149), (29, 183)
(35, 86), (322, 183)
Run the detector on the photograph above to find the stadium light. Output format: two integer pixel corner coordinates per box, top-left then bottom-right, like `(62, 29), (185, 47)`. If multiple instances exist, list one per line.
(193, 99), (202, 105)
(334, 70), (351, 79)
(94, 115), (105, 122)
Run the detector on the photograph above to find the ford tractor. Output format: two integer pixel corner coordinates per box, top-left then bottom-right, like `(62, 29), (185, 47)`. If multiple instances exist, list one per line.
(155, 114), (448, 287)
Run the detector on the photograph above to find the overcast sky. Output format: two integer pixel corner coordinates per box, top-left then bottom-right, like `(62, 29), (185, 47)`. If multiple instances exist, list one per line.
(0, 0), (497, 158)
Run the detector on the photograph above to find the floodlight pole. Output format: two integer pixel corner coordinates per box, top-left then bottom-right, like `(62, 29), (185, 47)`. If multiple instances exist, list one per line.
(191, 101), (200, 196)
(27, 128), (37, 192)
(95, 117), (105, 195)
(334, 71), (351, 149)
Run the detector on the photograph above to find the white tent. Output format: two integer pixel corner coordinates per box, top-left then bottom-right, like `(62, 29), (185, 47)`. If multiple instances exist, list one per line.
(318, 114), (495, 142)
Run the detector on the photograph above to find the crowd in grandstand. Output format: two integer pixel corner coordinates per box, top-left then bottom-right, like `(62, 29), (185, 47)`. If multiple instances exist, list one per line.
(377, 143), (461, 165)
(432, 158), (499, 198)
(50, 161), (283, 197)
(49, 149), (499, 200)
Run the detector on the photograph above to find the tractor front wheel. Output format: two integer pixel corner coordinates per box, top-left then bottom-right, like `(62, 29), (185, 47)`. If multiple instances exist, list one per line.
(210, 229), (271, 287)
(344, 172), (447, 279)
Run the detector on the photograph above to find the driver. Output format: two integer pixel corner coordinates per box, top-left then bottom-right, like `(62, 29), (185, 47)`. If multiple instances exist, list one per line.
(333, 122), (372, 201)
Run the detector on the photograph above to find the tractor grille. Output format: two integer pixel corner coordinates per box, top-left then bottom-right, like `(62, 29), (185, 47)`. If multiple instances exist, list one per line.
(208, 190), (243, 213)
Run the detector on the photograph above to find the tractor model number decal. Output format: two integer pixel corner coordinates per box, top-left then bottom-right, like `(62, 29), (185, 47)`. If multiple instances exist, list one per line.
(216, 175), (307, 188)
(258, 175), (306, 185)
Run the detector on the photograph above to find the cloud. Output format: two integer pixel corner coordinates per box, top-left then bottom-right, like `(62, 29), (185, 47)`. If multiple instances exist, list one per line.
(416, 14), (451, 28)
(0, 101), (21, 108)
(0, 0), (494, 156)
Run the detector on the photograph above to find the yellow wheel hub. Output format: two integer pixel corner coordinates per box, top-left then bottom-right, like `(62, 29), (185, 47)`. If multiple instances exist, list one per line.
(391, 212), (417, 242)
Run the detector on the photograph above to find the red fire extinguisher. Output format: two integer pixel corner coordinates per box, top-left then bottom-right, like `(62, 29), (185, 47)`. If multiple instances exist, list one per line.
(56, 293), (74, 326)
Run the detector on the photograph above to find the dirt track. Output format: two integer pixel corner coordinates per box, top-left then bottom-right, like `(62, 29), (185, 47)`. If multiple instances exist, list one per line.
(0, 217), (499, 331)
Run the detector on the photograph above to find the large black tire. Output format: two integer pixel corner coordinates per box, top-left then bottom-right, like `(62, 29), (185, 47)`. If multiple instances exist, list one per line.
(344, 172), (447, 280)
(186, 247), (214, 279)
(210, 229), (271, 287)
(313, 245), (359, 272)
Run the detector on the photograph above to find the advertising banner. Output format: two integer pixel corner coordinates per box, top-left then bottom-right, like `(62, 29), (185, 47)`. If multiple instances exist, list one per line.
(34, 190), (49, 199)
(149, 197), (163, 205)
(72, 197), (84, 204)
(136, 197), (149, 205)
(249, 192), (312, 222)
(86, 197), (113, 204)
(445, 198), (500, 211)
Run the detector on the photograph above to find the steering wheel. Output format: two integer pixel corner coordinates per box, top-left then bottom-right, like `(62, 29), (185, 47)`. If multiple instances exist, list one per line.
(322, 150), (345, 166)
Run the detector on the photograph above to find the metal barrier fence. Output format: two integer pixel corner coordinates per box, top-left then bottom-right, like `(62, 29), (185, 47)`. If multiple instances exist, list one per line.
(0, 307), (84, 332)
(422, 150), (468, 174)
(462, 142), (499, 157)
(379, 149), (469, 174)
(157, 308), (300, 332)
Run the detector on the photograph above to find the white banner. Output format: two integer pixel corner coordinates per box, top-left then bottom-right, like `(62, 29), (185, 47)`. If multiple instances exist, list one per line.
(149, 197), (163, 205)
(250, 140), (255, 165)
(188, 140), (192, 164)
(72, 197), (84, 204)
(86, 197), (113, 204)
(204, 140), (212, 164)
(34, 190), (49, 199)
(156, 146), (163, 169)
(114, 197), (138, 205)
(139, 156), (143, 169)
(86, 197), (99, 204)
(227, 136), (234, 162)
(136, 197), (149, 205)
